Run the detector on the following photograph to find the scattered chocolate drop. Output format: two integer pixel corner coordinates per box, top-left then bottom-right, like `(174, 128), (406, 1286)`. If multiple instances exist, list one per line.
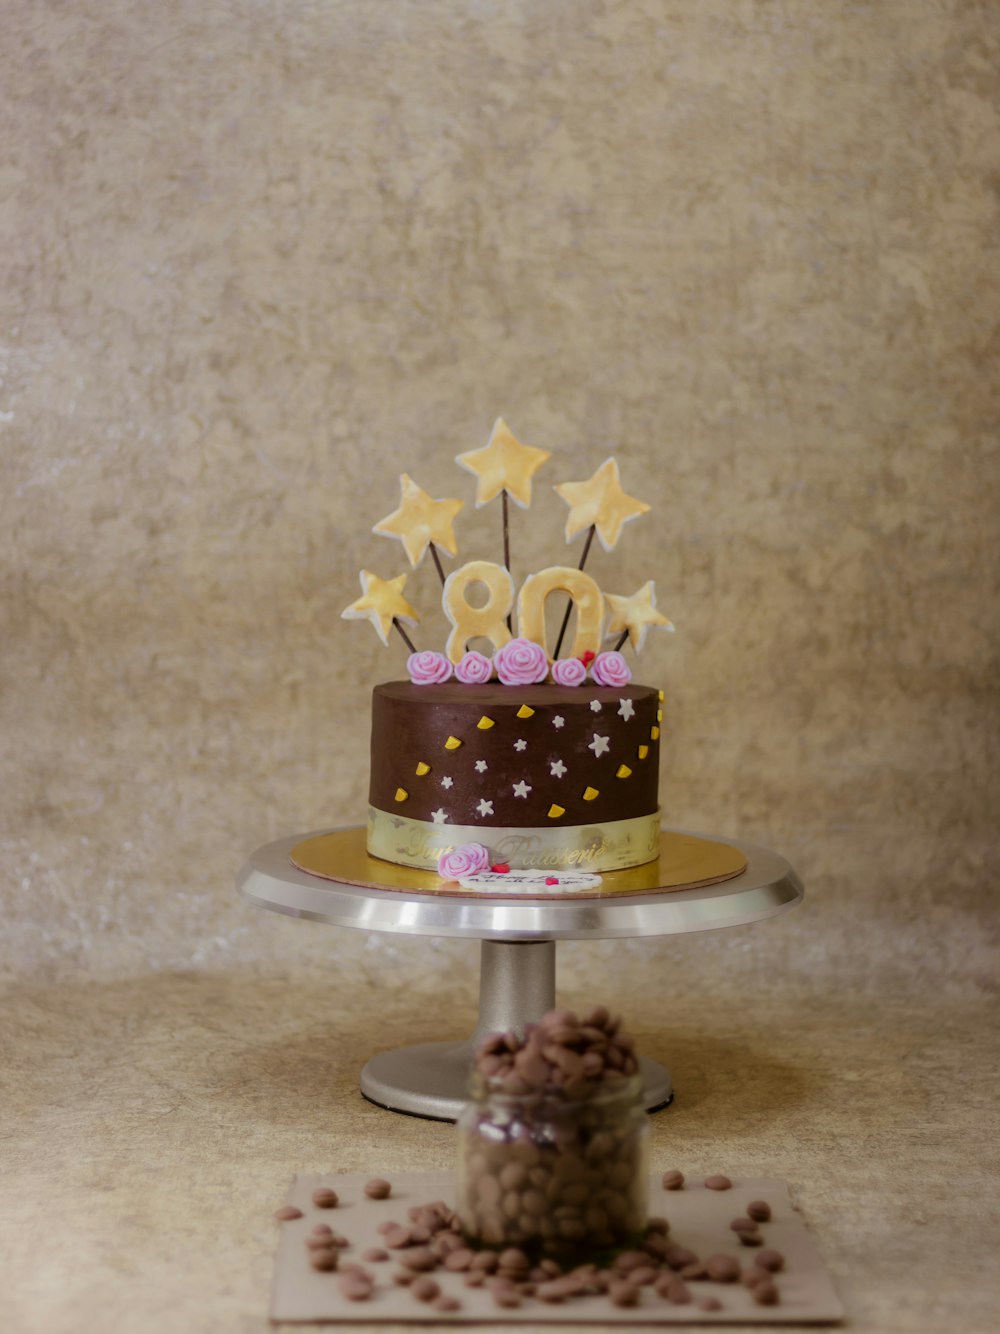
(730, 1216), (759, 1233)
(308, 1248), (338, 1272)
(753, 1277), (780, 1305)
(361, 1247), (388, 1262)
(664, 1243), (698, 1271)
(410, 1275), (441, 1302)
(747, 1199), (772, 1222)
(491, 1287), (521, 1308)
(666, 1278), (692, 1305)
(609, 1279), (640, 1307)
(273, 1205), (302, 1221)
(312, 1187), (338, 1208)
(444, 1247), (474, 1271)
(738, 1229), (764, 1246)
(705, 1253), (741, 1282)
(661, 1168), (685, 1189)
(754, 1248), (785, 1273)
(630, 1265), (658, 1286)
(698, 1295), (723, 1311)
(680, 1261), (709, 1280)
(398, 1248), (438, 1273)
(337, 1276), (372, 1302)
(433, 1294), (462, 1312)
(704, 1174), (732, 1191)
(364, 1177), (392, 1199)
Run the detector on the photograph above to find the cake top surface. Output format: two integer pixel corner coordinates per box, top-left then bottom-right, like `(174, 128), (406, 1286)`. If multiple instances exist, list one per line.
(373, 679), (658, 705)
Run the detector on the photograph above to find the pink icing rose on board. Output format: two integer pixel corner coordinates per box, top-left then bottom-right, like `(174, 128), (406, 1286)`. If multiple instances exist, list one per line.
(551, 656), (587, 687)
(591, 650), (632, 687)
(455, 650), (493, 684)
(407, 650), (453, 686)
(437, 843), (491, 881)
(493, 637), (549, 686)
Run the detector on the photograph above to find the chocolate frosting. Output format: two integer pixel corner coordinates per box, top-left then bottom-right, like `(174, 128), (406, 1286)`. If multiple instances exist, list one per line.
(369, 680), (661, 829)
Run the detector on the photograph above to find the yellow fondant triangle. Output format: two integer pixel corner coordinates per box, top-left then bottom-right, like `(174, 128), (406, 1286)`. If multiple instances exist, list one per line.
(516, 705), (535, 719)
(444, 736), (462, 749)
(638, 745), (649, 760)
(477, 716), (495, 730)
(548, 803), (565, 819)
(616, 765), (632, 779)
(583, 786), (599, 801)
(415, 762), (430, 776)
(394, 788), (408, 802)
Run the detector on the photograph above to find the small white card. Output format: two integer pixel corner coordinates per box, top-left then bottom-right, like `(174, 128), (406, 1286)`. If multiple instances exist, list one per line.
(458, 867), (603, 893)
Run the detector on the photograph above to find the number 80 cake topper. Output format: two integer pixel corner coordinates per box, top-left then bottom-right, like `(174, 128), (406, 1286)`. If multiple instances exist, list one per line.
(341, 416), (675, 682)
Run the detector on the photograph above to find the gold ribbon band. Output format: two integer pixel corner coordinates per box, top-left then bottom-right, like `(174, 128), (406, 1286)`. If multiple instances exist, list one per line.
(367, 805), (662, 873)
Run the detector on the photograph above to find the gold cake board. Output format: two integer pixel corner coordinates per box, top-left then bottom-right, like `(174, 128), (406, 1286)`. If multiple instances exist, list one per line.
(290, 827), (748, 900)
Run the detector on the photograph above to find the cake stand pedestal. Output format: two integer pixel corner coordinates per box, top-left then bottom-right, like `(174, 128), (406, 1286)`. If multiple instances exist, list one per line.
(236, 829), (802, 1122)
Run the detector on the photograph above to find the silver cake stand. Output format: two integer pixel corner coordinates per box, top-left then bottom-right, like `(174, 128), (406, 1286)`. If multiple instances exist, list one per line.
(236, 828), (802, 1122)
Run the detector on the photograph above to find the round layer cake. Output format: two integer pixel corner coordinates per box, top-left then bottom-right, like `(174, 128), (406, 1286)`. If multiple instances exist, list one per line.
(367, 680), (662, 872)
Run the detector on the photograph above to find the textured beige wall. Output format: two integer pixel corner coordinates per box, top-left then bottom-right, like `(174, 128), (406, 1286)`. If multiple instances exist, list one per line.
(2, 0), (997, 998)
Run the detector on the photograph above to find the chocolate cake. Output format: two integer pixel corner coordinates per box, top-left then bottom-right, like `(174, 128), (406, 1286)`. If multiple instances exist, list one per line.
(342, 418), (675, 883)
(367, 680), (663, 872)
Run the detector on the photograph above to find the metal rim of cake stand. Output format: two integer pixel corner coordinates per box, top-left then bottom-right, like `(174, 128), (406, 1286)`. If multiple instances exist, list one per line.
(236, 827), (803, 1121)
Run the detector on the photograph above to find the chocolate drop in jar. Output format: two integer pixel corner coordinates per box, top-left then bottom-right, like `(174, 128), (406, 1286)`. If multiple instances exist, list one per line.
(455, 1072), (648, 1262)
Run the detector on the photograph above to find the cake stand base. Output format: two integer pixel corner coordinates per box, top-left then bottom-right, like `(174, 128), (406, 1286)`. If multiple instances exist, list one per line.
(358, 938), (673, 1121)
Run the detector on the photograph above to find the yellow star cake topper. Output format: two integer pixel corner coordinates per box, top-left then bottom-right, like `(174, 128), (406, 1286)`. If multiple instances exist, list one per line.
(341, 569), (419, 645)
(554, 457), (651, 552)
(456, 417), (551, 509)
(604, 580), (674, 652)
(372, 473), (464, 568)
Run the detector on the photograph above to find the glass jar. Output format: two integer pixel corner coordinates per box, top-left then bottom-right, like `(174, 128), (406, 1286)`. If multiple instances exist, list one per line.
(456, 1072), (648, 1260)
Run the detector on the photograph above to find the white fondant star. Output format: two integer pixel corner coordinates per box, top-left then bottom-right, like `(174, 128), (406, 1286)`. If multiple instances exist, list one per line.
(590, 699), (602, 713)
(512, 780), (531, 798)
(550, 759), (567, 778)
(514, 739), (527, 752)
(431, 808), (448, 824)
(475, 759), (488, 773)
(617, 698), (635, 721)
(476, 798), (494, 817)
(553, 715), (565, 729)
(589, 734), (610, 757)
(441, 776), (453, 788)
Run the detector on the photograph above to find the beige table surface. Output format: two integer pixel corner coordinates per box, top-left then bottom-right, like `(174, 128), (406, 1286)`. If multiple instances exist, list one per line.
(5, 957), (998, 1334)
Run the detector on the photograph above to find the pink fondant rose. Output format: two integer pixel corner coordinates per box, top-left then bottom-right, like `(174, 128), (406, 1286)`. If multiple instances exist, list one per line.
(407, 650), (453, 686)
(455, 650), (493, 684)
(493, 637), (548, 687)
(437, 843), (491, 881)
(590, 650), (632, 687)
(551, 656), (587, 687)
